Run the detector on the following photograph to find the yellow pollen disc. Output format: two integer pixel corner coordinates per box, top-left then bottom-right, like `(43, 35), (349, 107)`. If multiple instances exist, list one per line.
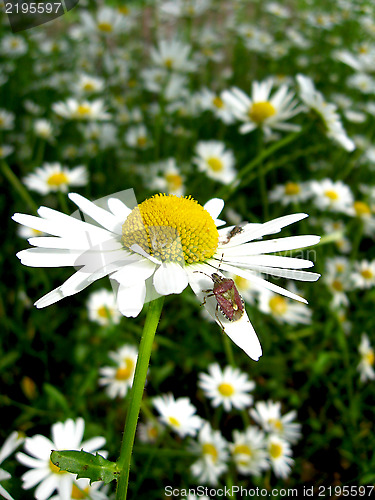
(284, 182), (301, 196)
(148, 426), (159, 439)
(122, 194), (219, 264)
(269, 442), (283, 459)
(11, 40), (20, 48)
(248, 101), (276, 124)
(269, 296), (288, 315)
(47, 172), (69, 188)
(365, 351), (375, 365)
(83, 82), (95, 92)
(71, 483), (89, 499)
(332, 279), (343, 292)
(206, 157), (224, 172)
(336, 264), (345, 273)
(76, 104), (91, 116)
(98, 22), (113, 32)
(118, 6), (130, 15)
(164, 58), (174, 69)
(354, 201), (371, 216)
(218, 382), (235, 397)
(212, 96), (224, 109)
(361, 269), (373, 280)
(202, 443), (218, 462)
(115, 358), (134, 381)
(268, 418), (283, 431)
(324, 189), (339, 201)
(165, 173), (183, 191)
(234, 444), (252, 456)
(168, 416), (180, 427)
(136, 136), (147, 147)
(0, 118), (4, 126)
(234, 275), (249, 291)
(50, 459), (67, 474)
(97, 306), (111, 319)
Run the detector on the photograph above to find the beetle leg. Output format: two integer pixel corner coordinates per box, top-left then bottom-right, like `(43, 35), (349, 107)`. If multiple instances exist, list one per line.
(214, 304), (225, 332)
(199, 293), (215, 307)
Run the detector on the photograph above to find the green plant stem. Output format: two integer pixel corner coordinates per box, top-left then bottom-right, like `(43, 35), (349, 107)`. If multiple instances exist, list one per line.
(1, 160), (38, 213)
(115, 296), (164, 500)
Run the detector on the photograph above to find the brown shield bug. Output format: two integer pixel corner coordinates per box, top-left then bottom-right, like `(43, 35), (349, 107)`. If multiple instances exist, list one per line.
(194, 270), (245, 330)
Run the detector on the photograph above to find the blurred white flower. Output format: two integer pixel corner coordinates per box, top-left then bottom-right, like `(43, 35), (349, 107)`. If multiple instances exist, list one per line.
(358, 334), (375, 382)
(230, 427), (269, 476)
(99, 345), (138, 398)
(193, 141), (236, 184)
(23, 163), (88, 195)
(153, 394), (202, 438)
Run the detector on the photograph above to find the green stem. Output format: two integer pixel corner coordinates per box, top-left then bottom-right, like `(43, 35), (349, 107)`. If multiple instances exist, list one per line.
(1, 160), (38, 213)
(58, 190), (70, 214)
(115, 296), (164, 500)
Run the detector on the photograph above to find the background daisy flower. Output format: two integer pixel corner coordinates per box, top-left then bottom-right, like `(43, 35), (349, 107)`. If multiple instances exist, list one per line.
(153, 394), (202, 438)
(23, 163), (88, 195)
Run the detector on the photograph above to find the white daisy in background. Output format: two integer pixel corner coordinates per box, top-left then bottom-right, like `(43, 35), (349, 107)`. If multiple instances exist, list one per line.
(124, 125), (151, 149)
(309, 178), (354, 213)
(73, 74), (105, 94)
(267, 435), (294, 479)
(346, 201), (375, 237)
(197, 88), (235, 124)
(198, 363), (255, 411)
(13, 191), (320, 361)
(0, 110), (15, 130)
(250, 400), (302, 444)
(34, 119), (54, 142)
(346, 73), (375, 94)
(257, 286), (312, 325)
(228, 273), (260, 305)
(0, 432), (24, 500)
(0, 35), (28, 57)
(321, 219), (351, 254)
(324, 257), (353, 308)
(230, 427), (269, 476)
(16, 418), (106, 500)
(80, 6), (130, 36)
(150, 39), (197, 72)
(148, 158), (185, 196)
(269, 181), (312, 206)
(358, 334), (375, 383)
(222, 78), (302, 137)
(193, 141), (236, 184)
(189, 422), (228, 486)
(296, 74), (355, 152)
(350, 260), (375, 289)
(153, 394), (202, 438)
(160, 0), (211, 18)
(50, 478), (110, 500)
(138, 420), (163, 444)
(265, 2), (291, 18)
(87, 288), (121, 326)
(0, 145), (14, 159)
(23, 163), (88, 195)
(99, 344), (138, 398)
(52, 98), (110, 121)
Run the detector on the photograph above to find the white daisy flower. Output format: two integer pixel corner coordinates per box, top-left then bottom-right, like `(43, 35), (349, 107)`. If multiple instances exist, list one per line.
(73, 74), (105, 94)
(99, 345), (138, 398)
(34, 119), (54, 141)
(269, 181), (312, 206)
(138, 420), (163, 443)
(0, 110), (15, 130)
(250, 400), (301, 444)
(222, 78), (302, 137)
(52, 98), (110, 121)
(347, 73), (375, 94)
(351, 260), (375, 289)
(160, 0), (211, 18)
(193, 141), (236, 184)
(150, 39), (197, 72)
(230, 427), (269, 476)
(13, 191), (320, 361)
(198, 363), (255, 411)
(189, 422), (229, 486)
(197, 88), (235, 124)
(87, 288), (121, 326)
(80, 6), (130, 35)
(358, 334), (375, 383)
(16, 418), (106, 500)
(346, 201), (375, 237)
(0, 35), (27, 57)
(148, 158), (185, 196)
(23, 163), (88, 195)
(153, 394), (202, 438)
(296, 74), (355, 152)
(310, 178), (354, 213)
(257, 286), (312, 325)
(0, 145), (14, 159)
(267, 435), (294, 479)
(324, 257), (352, 308)
(50, 478), (109, 500)
(0, 432), (24, 500)
(124, 125), (151, 149)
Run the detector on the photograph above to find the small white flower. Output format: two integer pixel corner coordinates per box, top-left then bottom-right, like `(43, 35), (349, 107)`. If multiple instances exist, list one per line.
(310, 178), (354, 213)
(194, 141), (236, 184)
(0, 145), (14, 159)
(150, 39), (197, 72)
(267, 435), (294, 478)
(0, 35), (27, 57)
(358, 334), (375, 382)
(99, 345), (138, 398)
(74, 74), (105, 94)
(258, 286), (312, 325)
(269, 181), (312, 206)
(125, 125), (151, 149)
(52, 98), (110, 121)
(87, 289), (121, 326)
(148, 158), (185, 196)
(198, 363), (255, 411)
(0, 110), (15, 130)
(34, 119), (54, 141)
(138, 421), (163, 443)
(230, 427), (269, 476)
(0, 432), (24, 500)
(197, 88), (235, 124)
(153, 394), (202, 438)
(324, 257), (353, 308)
(23, 163), (88, 195)
(351, 260), (375, 289)
(250, 400), (301, 444)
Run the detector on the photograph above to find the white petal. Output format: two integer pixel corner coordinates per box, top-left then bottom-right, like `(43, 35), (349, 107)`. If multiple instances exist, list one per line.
(0, 483), (14, 500)
(110, 258), (155, 286)
(68, 193), (120, 234)
(153, 262), (189, 295)
(34, 474), (60, 500)
(219, 254), (314, 269)
(117, 282), (146, 317)
(107, 197), (131, 220)
(203, 198), (224, 220)
(16, 248), (82, 267)
(221, 235), (321, 256)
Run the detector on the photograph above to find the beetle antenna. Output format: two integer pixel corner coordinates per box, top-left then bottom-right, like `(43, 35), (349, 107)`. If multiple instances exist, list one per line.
(193, 270), (212, 279)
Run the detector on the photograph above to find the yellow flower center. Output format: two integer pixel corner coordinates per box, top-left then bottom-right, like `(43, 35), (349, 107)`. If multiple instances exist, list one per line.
(365, 350), (375, 365)
(165, 173), (183, 191)
(268, 418), (283, 431)
(332, 279), (343, 292)
(118, 6), (130, 15)
(360, 269), (373, 280)
(233, 444), (252, 456)
(136, 136), (147, 148)
(168, 416), (180, 427)
(11, 39), (20, 48)
(269, 442), (283, 459)
(148, 426), (159, 439)
(202, 443), (218, 462)
(284, 182), (301, 196)
(71, 484), (89, 499)
(164, 58), (174, 69)
(47, 172), (69, 188)
(354, 201), (371, 216)
(269, 296), (288, 315)
(324, 190), (339, 201)
(122, 194), (218, 264)
(248, 101), (276, 124)
(218, 382), (235, 397)
(115, 358), (135, 381)
(76, 104), (92, 116)
(0, 117), (4, 126)
(97, 305), (111, 319)
(98, 22), (113, 32)
(49, 459), (67, 474)
(212, 96), (224, 109)
(336, 263), (345, 273)
(83, 82), (95, 92)
(206, 157), (224, 172)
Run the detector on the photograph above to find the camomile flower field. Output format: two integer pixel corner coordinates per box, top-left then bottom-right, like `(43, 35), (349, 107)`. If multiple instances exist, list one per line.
(1, 0), (375, 499)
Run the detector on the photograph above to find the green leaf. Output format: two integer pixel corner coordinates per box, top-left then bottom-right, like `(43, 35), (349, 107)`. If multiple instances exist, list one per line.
(50, 450), (120, 484)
